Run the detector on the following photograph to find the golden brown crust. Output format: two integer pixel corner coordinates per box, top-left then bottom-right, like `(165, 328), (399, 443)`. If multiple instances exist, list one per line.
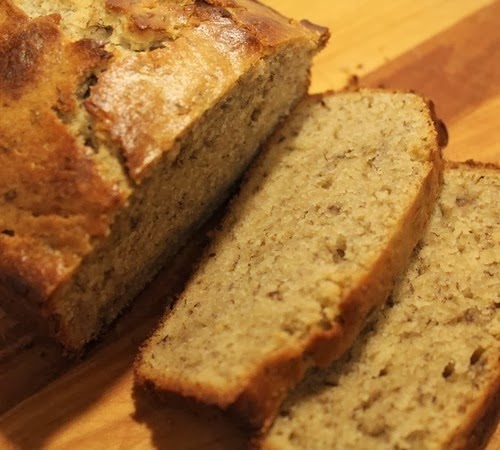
(1, 0), (325, 348)
(0, 3), (127, 303)
(210, 0), (326, 49)
(86, 0), (327, 182)
(85, 8), (262, 182)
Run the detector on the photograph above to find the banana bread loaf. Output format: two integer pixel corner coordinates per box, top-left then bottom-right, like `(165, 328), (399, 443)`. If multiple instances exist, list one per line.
(136, 90), (446, 428)
(260, 162), (499, 450)
(0, 0), (327, 350)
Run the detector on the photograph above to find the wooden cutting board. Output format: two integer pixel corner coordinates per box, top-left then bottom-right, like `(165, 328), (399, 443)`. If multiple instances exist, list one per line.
(1, 0), (499, 448)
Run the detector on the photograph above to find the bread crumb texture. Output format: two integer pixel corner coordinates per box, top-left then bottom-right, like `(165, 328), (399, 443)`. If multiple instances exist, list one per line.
(137, 90), (443, 423)
(0, 0), (325, 349)
(262, 164), (500, 450)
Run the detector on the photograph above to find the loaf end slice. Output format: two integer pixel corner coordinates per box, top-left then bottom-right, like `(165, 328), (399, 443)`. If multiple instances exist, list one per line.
(0, 0), (327, 350)
(260, 162), (500, 450)
(136, 90), (446, 427)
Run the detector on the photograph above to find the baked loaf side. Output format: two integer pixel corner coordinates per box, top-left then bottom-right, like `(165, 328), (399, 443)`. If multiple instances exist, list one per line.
(0, 0), (327, 350)
(261, 162), (500, 450)
(136, 90), (445, 428)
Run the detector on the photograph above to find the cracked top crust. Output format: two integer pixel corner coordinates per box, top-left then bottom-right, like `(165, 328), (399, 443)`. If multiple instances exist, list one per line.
(86, 0), (326, 181)
(0, 0), (326, 305)
(85, 6), (262, 180)
(0, 3), (128, 301)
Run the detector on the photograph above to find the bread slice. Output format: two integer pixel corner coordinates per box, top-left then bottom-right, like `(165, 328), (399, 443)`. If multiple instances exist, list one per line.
(135, 90), (446, 428)
(260, 162), (500, 450)
(0, 0), (327, 350)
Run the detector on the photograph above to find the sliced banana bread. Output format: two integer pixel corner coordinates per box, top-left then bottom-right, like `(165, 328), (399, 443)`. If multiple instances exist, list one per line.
(0, 0), (327, 350)
(261, 162), (499, 450)
(136, 90), (446, 428)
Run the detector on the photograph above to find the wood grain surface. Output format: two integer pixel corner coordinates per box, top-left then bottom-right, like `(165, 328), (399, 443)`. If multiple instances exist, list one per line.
(1, 1), (499, 449)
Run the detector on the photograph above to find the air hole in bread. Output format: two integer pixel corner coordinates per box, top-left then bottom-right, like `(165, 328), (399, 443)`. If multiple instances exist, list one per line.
(324, 379), (339, 388)
(51, 106), (69, 123)
(84, 135), (98, 152)
(336, 248), (346, 259)
(332, 235), (347, 261)
(378, 367), (388, 377)
(267, 290), (283, 301)
(288, 431), (299, 444)
(442, 361), (455, 379)
(251, 108), (262, 123)
(469, 347), (485, 365)
(85, 24), (114, 42)
(319, 178), (333, 189)
(327, 204), (341, 215)
(79, 74), (99, 100)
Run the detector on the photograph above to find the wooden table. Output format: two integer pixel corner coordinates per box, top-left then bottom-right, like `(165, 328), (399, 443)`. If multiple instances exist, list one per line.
(1, 1), (499, 448)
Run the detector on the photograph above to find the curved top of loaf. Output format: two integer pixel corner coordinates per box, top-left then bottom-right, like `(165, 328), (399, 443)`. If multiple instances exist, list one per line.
(0, 0), (327, 303)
